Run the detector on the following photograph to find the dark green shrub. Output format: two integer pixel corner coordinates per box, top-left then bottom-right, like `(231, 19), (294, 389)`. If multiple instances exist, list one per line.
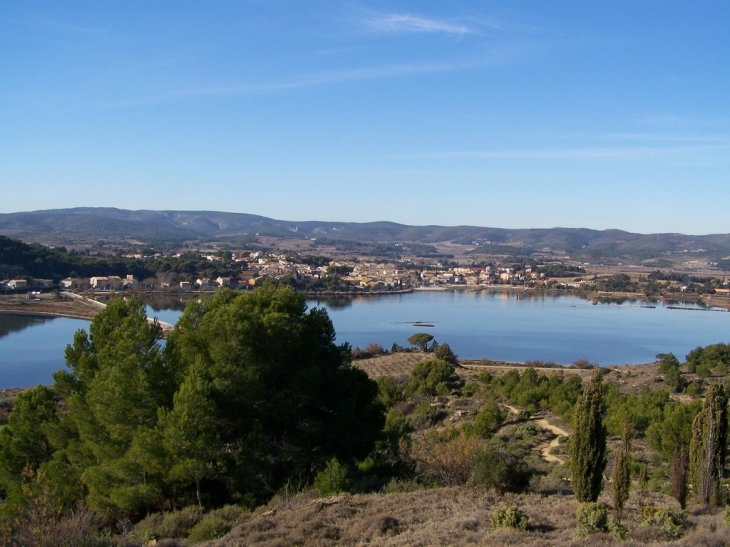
(514, 423), (537, 439)
(576, 502), (608, 537)
(376, 377), (405, 408)
(472, 400), (506, 439)
(136, 505), (204, 541)
(433, 343), (458, 365)
(314, 458), (350, 496)
(641, 505), (685, 540)
(207, 504), (248, 524)
(404, 359), (455, 397)
(186, 516), (230, 545)
(491, 506), (528, 531)
(469, 448), (530, 494)
(686, 381), (702, 397)
(461, 382), (479, 397)
(606, 516), (627, 540)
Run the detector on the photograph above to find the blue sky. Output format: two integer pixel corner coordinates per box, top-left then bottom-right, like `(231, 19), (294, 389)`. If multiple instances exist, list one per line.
(1, 1), (728, 234)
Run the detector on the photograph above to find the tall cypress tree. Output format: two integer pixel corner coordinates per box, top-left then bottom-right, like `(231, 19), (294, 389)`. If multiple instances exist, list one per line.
(689, 382), (728, 506)
(672, 446), (688, 509)
(570, 371), (607, 502)
(612, 421), (632, 522)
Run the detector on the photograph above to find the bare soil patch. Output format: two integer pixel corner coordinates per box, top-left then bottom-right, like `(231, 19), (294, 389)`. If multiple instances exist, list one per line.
(0, 295), (100, 320)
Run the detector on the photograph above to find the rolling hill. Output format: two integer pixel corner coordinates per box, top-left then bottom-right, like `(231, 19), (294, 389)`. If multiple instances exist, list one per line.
(1, 207), (729, 264)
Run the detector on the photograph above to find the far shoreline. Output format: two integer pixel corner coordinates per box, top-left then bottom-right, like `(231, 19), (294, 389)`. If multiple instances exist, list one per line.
(1, 285), (726, 324)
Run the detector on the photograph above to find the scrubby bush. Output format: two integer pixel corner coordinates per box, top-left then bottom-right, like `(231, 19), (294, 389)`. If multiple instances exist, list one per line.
(314, 458), (350, 496)
(472, 400), (506, 439)
(433, 343), (458, 365)
(514, 423), (538, 439)
(380, 478), (425, 494)
(491, 506), (528, 531)
(3, 504), (110, 547)
(573, 358), (596, 369)
(404, 359), (455, 397)
(576, 502), (608, 537)
(686, 381), (703, 397)
(469, 447), (531, 494)
(376, 376), (405, 408)
(412, 428), (482, 487)
(723, 505), (730, 526)
(409, 400), (443, 429)
(641, 505), (685, 540)
(606, 516), (628, 540)
(136, 505), (204, 541)
(186, 515), (230, 545)
(352, 343), (386, 359)
(461, 382), (480, 397)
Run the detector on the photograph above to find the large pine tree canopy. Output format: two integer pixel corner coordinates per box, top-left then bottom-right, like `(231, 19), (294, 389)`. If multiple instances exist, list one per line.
(0, 285), (384, 518)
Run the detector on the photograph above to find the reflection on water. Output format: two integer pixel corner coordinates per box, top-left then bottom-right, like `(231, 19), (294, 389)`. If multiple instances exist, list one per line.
(143, 294), (191, 313)
(0, 314), (53, 341)
(308, 296), (355, 310)
(0, 316), (87, 389)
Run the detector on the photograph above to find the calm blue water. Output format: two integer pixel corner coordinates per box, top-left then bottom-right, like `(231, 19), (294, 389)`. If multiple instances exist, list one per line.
(311, 291), (729, 366)
(1, 291), (728, 388)
(0, 315), (88, 389)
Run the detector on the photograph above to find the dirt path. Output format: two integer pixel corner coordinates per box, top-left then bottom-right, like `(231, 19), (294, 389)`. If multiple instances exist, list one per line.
(533, 418), (569, 463)
(503, 405), (569, 464)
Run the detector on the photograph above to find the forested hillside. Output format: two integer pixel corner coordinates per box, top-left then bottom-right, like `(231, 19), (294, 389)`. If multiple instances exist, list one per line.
(0, 235), (154, 280)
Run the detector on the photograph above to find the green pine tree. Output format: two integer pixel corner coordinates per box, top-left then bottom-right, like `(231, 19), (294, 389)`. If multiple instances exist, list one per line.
(55, 296), (170, 517)
(570, 371), (607, 502)
(159, 357), (220, 507)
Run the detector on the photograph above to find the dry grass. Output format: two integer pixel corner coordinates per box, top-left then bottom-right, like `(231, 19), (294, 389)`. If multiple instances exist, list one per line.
(198, 487), (730, 547)
(357, 352), (722, 400)
(354, 352), (432, 380)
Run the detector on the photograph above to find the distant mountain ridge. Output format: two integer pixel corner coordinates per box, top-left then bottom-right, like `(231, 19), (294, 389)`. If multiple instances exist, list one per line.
(1, 207), (729, 262)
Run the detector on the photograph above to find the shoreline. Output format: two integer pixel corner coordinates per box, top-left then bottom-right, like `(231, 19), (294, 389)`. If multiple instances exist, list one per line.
(1, 285), (726, 323)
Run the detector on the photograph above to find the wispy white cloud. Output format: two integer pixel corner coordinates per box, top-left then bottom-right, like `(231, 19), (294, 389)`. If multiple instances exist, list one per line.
(105, 59), (490, 107)
(365, 13), (473, 35)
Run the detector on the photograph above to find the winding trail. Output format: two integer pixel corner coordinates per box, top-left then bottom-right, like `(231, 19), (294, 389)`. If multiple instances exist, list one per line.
(503, 405), (569, 464)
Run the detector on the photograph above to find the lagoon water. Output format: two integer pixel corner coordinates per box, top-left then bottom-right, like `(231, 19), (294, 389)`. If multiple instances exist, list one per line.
(1, 290), (728, 389)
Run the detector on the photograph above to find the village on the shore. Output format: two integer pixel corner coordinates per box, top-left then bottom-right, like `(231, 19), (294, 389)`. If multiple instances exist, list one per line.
(3, 248), (730, 299)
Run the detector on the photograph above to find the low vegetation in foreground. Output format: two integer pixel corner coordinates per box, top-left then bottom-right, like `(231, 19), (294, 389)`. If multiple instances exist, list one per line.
(2, 285), (730, 546)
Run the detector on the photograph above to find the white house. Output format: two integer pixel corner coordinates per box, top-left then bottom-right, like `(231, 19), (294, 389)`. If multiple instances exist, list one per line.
(8, 279), (27, 290)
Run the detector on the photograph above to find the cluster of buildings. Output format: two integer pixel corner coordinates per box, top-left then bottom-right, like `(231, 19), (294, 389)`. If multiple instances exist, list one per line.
(0, 278), (54, 291)
(2, 251), (585, 295)
(209, 255), (565, 291)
